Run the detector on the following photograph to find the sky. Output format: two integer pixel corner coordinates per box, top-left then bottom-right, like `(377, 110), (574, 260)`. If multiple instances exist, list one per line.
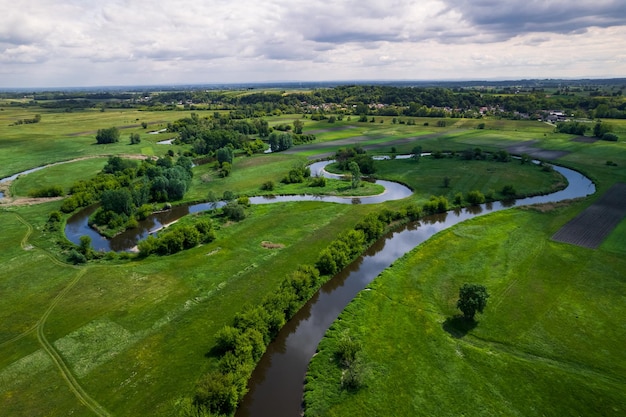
(1, 0), (625, 88)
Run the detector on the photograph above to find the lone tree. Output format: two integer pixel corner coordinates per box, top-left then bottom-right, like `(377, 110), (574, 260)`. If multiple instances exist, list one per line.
(457, 283), (489, 320)
(349, 161), (361, 189)
(96, 127), (120, 144)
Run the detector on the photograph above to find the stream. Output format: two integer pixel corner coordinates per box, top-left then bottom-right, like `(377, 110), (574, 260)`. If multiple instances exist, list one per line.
(233, 164), (595, 417)
(63, 161), (413, 251)
(3, 157), (596, 416)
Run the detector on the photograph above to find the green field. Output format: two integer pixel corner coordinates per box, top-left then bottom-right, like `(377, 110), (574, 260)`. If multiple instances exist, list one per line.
(304, 206), (626, 417)
(0, 104), (625, 416)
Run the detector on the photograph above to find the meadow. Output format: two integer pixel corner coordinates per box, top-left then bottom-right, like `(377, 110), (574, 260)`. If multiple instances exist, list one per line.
(0, 103), (624, 416)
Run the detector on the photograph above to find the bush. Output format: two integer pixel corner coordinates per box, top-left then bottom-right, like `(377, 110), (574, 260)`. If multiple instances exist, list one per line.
(68, 249), (87, 264)
(223, 201), (245, 221)
(602, 132), (618, 142)
(501, 184), (516, 197)
(308, 176), (327, 187)
(96, 127), (120, 144)
(335, 331), (362, 367)
(423, 195), (449, 214)
(260, 180), (275, 191)
(28, 185), (64, 198)
(466, 190), (486, 205)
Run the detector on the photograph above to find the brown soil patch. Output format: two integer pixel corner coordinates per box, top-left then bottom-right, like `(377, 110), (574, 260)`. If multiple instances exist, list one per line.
(506, 140), (569, 160)
(552, 183), (626, 248)
(306, 125), (358, 135)
(261, 241), (285, 249)
(571, 136), (598, 143)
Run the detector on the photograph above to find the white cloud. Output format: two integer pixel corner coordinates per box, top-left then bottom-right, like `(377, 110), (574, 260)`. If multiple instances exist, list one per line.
(0, 0), (624, 87)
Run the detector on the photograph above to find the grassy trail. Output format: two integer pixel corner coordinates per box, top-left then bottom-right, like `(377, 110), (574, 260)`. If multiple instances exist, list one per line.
(36, 268), (111, 417)
(11, 212), (111, 416)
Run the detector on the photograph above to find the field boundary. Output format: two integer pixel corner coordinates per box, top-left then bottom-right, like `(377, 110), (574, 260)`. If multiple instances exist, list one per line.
(552, 183), (626, 248)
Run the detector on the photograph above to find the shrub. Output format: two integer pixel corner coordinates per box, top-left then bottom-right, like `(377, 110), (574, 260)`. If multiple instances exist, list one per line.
(501, 184), (516, 197)
(28, 185), (64, 198)
(335, 331), (362, 367)
(309, 176), (326, 187)
(68, 249), (87, 264)
(466, 190), (486, 205)
(423, 195), (449, 214)
(602, 132), (618, 142)
(260, 180), (275, 191)
(223, 201), (245, 221)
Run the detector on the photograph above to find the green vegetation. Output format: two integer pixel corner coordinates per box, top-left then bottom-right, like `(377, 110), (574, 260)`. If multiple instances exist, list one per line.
(305, 207), (626, 417)
(0, 83), (625, 417)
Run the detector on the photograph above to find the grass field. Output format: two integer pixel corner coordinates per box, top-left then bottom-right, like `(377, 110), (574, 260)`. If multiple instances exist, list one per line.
(0, 105), (625, 416)
(304, 205), (626, 417)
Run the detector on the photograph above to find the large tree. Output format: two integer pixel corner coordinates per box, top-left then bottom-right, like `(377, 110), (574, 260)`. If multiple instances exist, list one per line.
(456, 283), (489, 320)
(96, 127), (120, 144)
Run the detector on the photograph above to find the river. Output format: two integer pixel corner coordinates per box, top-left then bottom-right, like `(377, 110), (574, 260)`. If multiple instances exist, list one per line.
(5, 158), (596, 416)
(63, 161), (413, 251)
(233, 164), (595, 417)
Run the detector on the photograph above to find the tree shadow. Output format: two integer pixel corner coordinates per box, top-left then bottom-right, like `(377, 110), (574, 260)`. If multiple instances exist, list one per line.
(442, 315), (478, 339)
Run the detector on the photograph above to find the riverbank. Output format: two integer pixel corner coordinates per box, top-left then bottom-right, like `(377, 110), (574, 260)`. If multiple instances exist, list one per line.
(304, 203), (626, 416)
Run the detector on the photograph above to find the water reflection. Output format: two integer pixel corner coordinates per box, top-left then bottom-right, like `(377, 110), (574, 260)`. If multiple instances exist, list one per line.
(65, 162), (413, 251)
(235, 163), (595, 417)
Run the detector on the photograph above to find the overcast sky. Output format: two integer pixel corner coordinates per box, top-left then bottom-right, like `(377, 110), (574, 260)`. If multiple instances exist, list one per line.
(1, 0), (625, 88)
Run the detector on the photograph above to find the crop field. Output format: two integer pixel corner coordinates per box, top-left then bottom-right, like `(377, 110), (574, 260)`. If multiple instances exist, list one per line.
(552, 183), (626, 248)
(0, 103), (625, 417)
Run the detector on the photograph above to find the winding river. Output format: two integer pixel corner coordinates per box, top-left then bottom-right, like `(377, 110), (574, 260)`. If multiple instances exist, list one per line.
(63, 161), (413, 251)
(5, 158), (596, 416)
(233, 164), (595, 417)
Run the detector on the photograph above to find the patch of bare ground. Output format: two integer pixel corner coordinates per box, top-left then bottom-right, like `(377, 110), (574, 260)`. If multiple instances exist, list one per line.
(305, 125), (358, 135)
(506, 140), (570, 160)
(571, 136), (598, 143)
(552, 183), (626, 248)
(261, 241), (285, 249)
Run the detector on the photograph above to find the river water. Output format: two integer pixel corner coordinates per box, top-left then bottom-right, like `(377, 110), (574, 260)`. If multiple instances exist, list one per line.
(5, 158), (596, 416)
(234, 164), (595, 417)
(63, 161), (413, 251)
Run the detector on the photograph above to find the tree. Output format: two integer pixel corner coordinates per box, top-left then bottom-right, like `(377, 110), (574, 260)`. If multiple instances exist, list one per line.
(593, 121), (612, 138)
(217, 147), (234, 166)
(101, 188), (133, 216)
(411, 145), (422, 162)
(130, 133), (141, 144)
(293, 119), (304, 134)
(79, 235), (94, 258)
(456, 283), (489, 320)
(96, 127), (120, 144)
(349, 161), (361, 189)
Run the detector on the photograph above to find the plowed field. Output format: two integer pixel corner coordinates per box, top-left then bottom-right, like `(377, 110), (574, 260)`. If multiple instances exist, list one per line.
(552, 183), (626, 248)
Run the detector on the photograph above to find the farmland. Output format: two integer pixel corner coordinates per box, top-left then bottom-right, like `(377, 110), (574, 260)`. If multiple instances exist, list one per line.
(0, 87), (625, 417)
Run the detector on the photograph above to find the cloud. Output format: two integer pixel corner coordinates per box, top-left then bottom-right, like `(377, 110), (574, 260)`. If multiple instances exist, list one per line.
(441, 0), (626, 39)
(0, 0), (624, 87)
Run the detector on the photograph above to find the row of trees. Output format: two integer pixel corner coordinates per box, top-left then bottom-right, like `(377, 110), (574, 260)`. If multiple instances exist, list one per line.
(137, 217), (215, 256)
(192, 202), (424, 415)
(555, 120), (620, 141)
